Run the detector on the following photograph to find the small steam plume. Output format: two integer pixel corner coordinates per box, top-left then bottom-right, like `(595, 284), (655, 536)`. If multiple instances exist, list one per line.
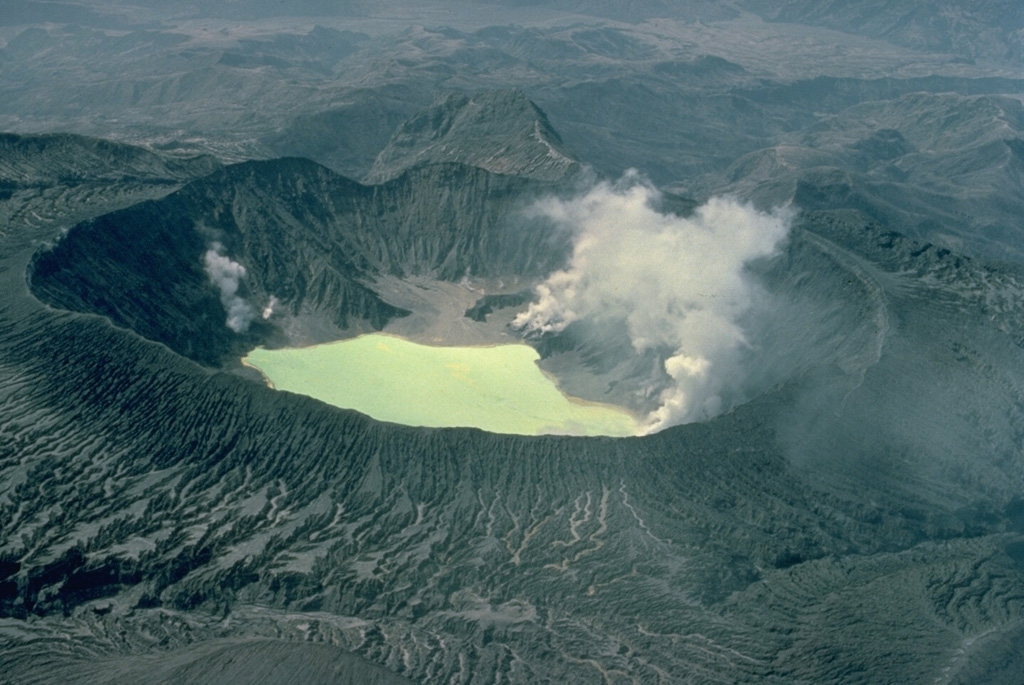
(513, 172), (791, 433)
(262, 295), (279, 320)
(203, 242), (255, 333)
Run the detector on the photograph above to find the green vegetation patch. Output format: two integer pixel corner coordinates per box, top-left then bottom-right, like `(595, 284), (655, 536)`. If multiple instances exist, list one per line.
(244, 334), (640, 436)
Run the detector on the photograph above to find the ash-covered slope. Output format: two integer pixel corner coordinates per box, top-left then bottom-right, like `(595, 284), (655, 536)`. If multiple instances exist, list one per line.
(365, 90), (582, 184)
(28, 157), (570, 365)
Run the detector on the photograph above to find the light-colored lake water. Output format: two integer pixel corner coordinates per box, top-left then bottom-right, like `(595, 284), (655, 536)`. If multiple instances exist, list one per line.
(244, 333), (640, 436)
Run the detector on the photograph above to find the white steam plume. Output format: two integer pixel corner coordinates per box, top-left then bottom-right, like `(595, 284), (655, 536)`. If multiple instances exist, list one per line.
(262, 295), (279, 320)
(203, 242), (255, 333)
(513, 172), (791, 433)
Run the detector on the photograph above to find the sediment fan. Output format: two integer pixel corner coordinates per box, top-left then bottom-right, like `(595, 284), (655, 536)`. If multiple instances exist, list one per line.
(3, 122), (1024, 683)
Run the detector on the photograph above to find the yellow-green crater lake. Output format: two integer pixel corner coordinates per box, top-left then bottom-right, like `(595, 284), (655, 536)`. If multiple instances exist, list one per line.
(244, 334), (640, 436)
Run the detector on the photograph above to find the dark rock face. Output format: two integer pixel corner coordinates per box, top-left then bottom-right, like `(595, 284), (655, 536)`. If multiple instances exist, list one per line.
(28, 157), (572, 364)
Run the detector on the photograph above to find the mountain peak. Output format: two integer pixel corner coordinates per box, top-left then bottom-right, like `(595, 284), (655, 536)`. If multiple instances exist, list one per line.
(364, 89), (581, 184)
